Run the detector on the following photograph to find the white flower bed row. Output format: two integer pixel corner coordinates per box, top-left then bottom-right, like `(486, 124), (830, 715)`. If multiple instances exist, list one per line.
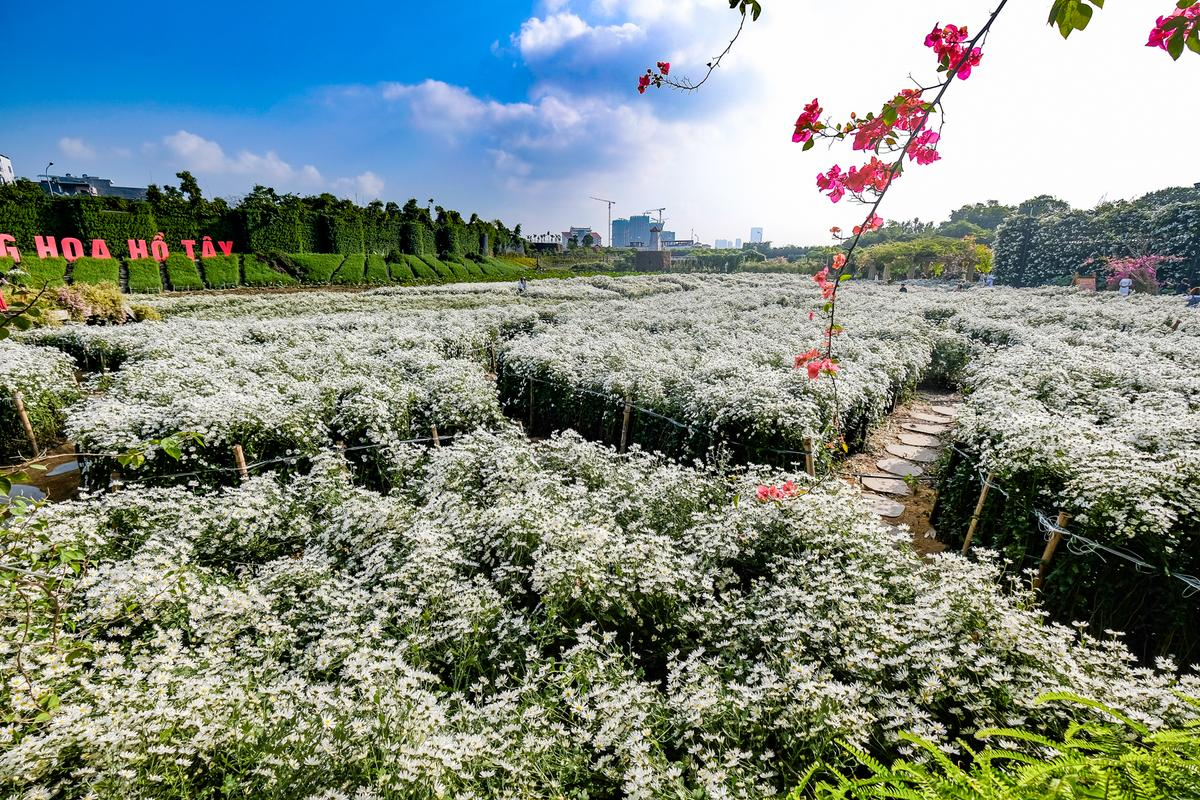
(3, 431), (1195, 798)
(0, 340), (80, 457)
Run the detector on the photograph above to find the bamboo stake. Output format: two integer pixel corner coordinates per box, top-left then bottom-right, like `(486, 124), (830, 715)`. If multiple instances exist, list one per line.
(619, 398), (633, 453)
(1171, 319), (1182, 331)
(1033, 512), (1071, 590)
(528, 381), (535, 431)
(961, 472), (993, 554)
(232, 444), (249, 481)
(803, 437), (816, 478)
(12, 391), (38, 454)
(431, 424), (441, 448)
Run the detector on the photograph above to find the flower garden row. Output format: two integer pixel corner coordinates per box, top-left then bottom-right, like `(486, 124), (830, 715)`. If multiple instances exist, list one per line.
(0, 251), (534, 294)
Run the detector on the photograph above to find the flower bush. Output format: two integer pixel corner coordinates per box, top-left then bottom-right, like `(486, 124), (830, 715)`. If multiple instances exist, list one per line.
(3, 430), (1198, 798)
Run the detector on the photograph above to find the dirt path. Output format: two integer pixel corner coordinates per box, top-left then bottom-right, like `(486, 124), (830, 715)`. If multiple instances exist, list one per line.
(841, 388), (960, 556)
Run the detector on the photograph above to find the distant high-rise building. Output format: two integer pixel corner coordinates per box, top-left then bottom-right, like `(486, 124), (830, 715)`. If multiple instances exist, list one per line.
(629, 215), (652, 249)
(715, 238), (732, 249)
(735, 238), (742, 249)
(750, 227), (763, 243)
(660, 230), (676, 245)
(612, 218), (631, 248)
(0, 154), (13, 186)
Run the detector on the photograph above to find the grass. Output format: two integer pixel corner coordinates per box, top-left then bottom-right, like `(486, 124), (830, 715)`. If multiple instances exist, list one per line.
(243, 254), (297, 287)
(365, 255), (391, 284)
(201, 255), (240, 289)
(288, 253), (346, 283)
(70, 257), (121, 286)
(164, 254), (205, 291)
(330, 255), (365, 285)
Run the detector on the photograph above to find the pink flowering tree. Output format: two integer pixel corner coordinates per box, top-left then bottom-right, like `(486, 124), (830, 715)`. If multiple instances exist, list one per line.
(1102, 255), (1182, 293)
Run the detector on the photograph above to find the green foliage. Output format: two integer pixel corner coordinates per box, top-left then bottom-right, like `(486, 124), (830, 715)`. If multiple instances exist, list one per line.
(10, 257), (68, 289)
(285, 253), (346, 283)
(330, 255), (365, 285)
(1048, 0), (1105, 39)
(858, 237), (989, 281)
(405, 255), (439, 282)
(803, 693), (1200, 800)
(70, 283), (128, 323)
(386, 255), (416, 283)
(365, 254), (392, 284)
(125, 258), (164, 294)
(200, 255), (239, 289)
(69, 257), (120, 287)
(163, 254), (205, 292)
(71, 197), (156, 256)
(242, 254), (297, 287)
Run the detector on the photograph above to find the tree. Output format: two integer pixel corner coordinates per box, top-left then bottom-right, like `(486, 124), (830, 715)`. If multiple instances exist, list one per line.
(1016, 194), (1070, 217)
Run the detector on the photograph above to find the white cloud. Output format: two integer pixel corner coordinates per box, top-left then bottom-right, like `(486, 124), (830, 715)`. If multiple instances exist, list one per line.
(58, 137), (96, 159)
(301, 164), (323, 184)
(514, 12), (642, 59)
(163, 130), (294, 180)
(333, 171), (385, 199)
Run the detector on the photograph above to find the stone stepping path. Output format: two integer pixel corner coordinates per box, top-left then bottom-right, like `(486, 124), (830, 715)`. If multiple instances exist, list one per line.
(862, 476), (912, 497)
(931, 405), (958, 418)
(902, 422), (950, 435)
(878, 457), (924, 477)
(898, 432), (940, 448)
(910, 411), (954, 424)
(861, 492), (906, 517)
(885, 443), (940, 463)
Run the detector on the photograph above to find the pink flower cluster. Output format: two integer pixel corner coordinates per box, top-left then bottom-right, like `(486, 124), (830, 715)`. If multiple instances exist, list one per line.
(852, 89), (927, 152)
(794, 346), (839, 379)
(637, 62), (671, 94)
(925, 23), (983, 78)
(756, 480), (802, 502)
(1147, 4), (1199, 55)
(852, 214), (885, 236)
(817, 157), (894, 202)
(792, 98), (823, 143)
(910, 130), (941, 165)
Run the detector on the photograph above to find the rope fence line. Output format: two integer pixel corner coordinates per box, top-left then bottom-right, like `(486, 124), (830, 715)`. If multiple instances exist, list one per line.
(952, 444), (1199, 600)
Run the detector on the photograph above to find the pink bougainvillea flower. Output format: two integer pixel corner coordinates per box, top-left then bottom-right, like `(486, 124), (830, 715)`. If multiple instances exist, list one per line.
(794, 348), (821, 369)
(910, 129), (942, 165)
(792, 98), (823, 143)
(657, 61), (671, 75)
(756, 480), (802, 502)
(832, 253), (847, 270)
(816, 165), (847, 202)
(637, 74), (651, 94)
(1147, 6), (1199, 53)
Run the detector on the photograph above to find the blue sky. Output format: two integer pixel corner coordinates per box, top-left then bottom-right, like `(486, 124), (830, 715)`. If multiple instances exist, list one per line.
(4, 1), (1197, 243)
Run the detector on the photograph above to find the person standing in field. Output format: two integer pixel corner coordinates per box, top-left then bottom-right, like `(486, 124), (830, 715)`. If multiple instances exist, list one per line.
(1118, 276), (1134, 297)
(899, 282), (908, 293)
(517, 276), (527, 295)
(1187, 287), (1200, 309)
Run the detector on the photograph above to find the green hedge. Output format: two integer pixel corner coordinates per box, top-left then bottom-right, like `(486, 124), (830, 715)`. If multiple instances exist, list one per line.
(286, 253), (345, 283)
(387, 257), (415, 283)
(365, 254), (391, 284)
(163, 254), (205, 291)
(201, 255), (239, 289)
(126, 258), (164, 293)
(9, 256), (68, 288)
(243, 254), (297, 287)
(330, 255), (365, 285)
(418, 255), (455, 281)
(70, 257), (121, 286)
(405, 255), (438, 282)
(73, 198), (157, 256)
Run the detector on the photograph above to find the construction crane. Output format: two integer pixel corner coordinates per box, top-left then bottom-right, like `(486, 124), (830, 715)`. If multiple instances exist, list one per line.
(644, 207), (666, 224)
(589, 196), (615, 248)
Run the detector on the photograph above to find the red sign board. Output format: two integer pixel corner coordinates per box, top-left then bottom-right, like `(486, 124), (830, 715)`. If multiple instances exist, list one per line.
(0, 233), (233, 263)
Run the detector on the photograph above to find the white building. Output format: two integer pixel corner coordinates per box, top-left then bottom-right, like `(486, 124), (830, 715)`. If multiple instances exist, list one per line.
(0, 154), (14, 186)
(714, 238), (732, 249)
(750, 227), (763, 243)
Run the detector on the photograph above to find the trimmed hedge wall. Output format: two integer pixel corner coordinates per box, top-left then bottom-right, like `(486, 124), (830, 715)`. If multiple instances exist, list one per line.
(386, 256), (415, 282)
(404, 255), (438, 282)
(201, 255), (240, 289)
(286, 253), (346, 283)
(126, 259), (164, 293)
(164, 254), (205, 291)
(70, 257), (121, 286)
(72, 198), (157, 256)
(9, 256), (68, 288)
(364, 255), (391, 284)
(330, 255), (365, 285)
(243, 254), (297, 287)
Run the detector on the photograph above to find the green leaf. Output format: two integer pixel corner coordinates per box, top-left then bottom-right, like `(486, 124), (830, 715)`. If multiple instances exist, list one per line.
(839, 274), (853, 282)
(802, 138), (815, 151)
(1188, 28), (1200, 53)
(0, 327), (8, 340)
(1168, 30), (1186, 59)
(161, 439), (182, 461)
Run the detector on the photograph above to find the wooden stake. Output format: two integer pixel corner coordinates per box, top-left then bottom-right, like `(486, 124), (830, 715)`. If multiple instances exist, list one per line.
(528, 381), (535, 431)
(232, 444), (248, 480)
(803, 437), (816, 478)
(431, 424), (441, 448)
(1171, 319), (1182, 331)
(961, 472), (993, 554)
(619, 398), (633, 453)
(12, 391), (38, 454)
(1033, 512), (1071, 590)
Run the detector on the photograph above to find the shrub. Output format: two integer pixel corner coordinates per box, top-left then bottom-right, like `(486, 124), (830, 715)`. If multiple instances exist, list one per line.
(387, 256), (416, 282)
(8, 257), (69, 289)
(58, 282), (127, 323)
(420, 255), (457, 281)
(365, 254), (391, 284)
(125, 258), (164, 293)
(330, 255), (365, 285)
(243, 254), (297, 287)
(129, 304), (161, 322)
(164, 254), (205, 291)
(287, 253), (346, 283)
(201, 255), (240, 289)
(69, 257), (120, 286)
(406, 255), (439, 282)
